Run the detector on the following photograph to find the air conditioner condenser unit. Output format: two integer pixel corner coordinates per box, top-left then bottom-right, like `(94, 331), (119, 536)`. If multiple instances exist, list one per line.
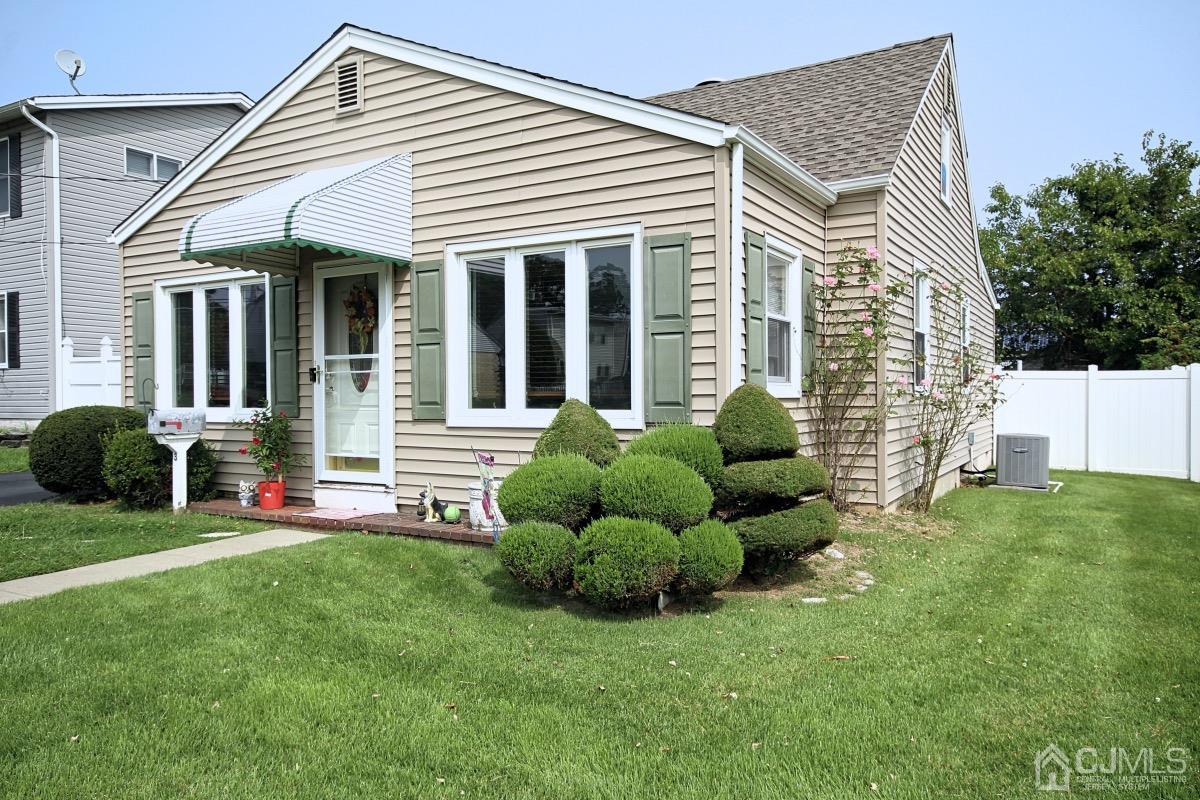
(995, 434), (1050, 490)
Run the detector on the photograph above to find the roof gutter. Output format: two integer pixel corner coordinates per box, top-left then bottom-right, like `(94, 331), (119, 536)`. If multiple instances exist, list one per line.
(20, 101), (64, 411)
(725, 126), (838, 206)
(827, 173), (890, 194)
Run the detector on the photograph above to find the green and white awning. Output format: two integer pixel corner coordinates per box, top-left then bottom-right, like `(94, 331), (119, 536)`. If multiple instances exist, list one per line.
(179, 153), (413, 269)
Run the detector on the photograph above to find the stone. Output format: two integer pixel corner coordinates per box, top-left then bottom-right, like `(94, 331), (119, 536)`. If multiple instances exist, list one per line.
(853, 584), (869, 592)
(801, 597), (828, 604)
(836, 594), (856, 601)
(854, 570), (873, 580)
(824, 547), (845, 560)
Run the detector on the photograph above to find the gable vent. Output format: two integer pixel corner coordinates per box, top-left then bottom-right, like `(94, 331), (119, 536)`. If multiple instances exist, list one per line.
(334, 55), (363, 115)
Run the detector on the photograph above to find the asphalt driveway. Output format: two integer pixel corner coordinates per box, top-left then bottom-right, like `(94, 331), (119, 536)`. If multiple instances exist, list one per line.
(0, 472), (55, 506)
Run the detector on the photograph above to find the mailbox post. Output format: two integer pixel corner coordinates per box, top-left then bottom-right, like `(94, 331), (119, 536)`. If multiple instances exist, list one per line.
(148, 410), (207, 513)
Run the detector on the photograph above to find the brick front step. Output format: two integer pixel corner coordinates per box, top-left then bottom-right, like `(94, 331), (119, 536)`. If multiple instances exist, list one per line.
(189, 498), (495, 546)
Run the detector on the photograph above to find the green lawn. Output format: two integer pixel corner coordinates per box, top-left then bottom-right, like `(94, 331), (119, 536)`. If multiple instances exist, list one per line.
(0, 446), (29, 473)
(0, 472), (1196, 797)
(0, 503), (271, 582)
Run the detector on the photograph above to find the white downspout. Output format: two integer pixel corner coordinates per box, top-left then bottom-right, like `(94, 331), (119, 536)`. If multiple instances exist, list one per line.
(21, 102), (63, 411)
(727, 140), (744, 396)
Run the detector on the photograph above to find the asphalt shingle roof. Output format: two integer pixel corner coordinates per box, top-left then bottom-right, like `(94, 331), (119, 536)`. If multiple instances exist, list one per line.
(645, 35), (950, 184)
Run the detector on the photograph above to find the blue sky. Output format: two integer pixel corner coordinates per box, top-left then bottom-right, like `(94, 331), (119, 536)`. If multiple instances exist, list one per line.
(3, 0), (1197, 217)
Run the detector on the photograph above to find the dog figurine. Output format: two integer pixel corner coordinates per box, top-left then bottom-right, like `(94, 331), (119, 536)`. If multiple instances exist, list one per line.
(417, 482), (446, 523)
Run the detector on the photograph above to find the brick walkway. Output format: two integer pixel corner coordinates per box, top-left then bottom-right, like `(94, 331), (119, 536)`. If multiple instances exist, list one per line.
(189, 498), (496, 545)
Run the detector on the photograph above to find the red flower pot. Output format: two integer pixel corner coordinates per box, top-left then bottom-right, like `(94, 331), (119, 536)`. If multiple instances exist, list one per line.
(258, 480), (286, 510)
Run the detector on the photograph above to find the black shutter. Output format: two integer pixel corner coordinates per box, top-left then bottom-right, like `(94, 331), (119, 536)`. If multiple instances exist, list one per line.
(5, 292), (18, 368)
(7, 132), (19, 220)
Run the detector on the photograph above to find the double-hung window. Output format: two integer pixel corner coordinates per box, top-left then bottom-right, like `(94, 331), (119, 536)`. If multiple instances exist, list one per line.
(446, 225), (642, 428)
(0, 137), (10, 217)
(939, 115), (952, 206)
(960, 296), (972, 384)
(126, 147), (183, 181)
(913, 266), (931, 385)
(764, 236), (803, 397)
(156, 273), (269, 421)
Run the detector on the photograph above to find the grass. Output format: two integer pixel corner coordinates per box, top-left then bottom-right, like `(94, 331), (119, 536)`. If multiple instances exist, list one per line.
(0, 502), (271, 582)
(0, 471), (1196, 798)
(0, 446), (29, 473)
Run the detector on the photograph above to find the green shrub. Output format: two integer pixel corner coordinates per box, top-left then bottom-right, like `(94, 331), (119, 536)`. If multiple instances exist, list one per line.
(30, 405), (145, 498)
(533, 399), (621, 467)
(713, 384), (798, 462)
(102, 430), (221, 509)
(495, 522), (577, 592)
(574, 517), (681, 608)
(599, 454), (713, 532)
(719, 455), (830, 508)
(676, 520), (743, 595)
(498, 454), (600, 530)
(624, 424), (724, 487)
(731, 499), (838, 576)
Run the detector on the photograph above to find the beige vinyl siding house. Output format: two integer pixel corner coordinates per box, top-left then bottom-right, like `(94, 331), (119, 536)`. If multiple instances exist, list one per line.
(112, 25), (996, 513)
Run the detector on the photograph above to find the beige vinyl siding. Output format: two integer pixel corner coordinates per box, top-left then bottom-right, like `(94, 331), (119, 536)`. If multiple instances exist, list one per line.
(882, 52), (997, 508)
(122, 49), (719, 505)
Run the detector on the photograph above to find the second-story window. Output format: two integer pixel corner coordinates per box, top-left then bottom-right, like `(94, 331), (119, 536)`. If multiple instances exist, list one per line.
(939, 115), (952, 205)
(126, 147), (183, 181)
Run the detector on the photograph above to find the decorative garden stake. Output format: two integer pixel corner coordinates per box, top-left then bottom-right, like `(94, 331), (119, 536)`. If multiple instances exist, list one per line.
(473, 448), (507, 542)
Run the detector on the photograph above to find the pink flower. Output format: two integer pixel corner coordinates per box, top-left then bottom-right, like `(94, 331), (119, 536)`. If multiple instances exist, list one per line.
(862, 326), (874, 338)
(940, 280), (951, 291)
(238, 447), (248, 456)
(933, 390), (946, 401)
(989, 371), (1001, 381)
(920, 377), (933, 388)
(823, 275), (837, 287)
(860, 311), (871, 322)
(867, 283), (882, 293)
(897, 375), (909, 387)
(912, 434), (922, 445)
(866, 245), (880, 261)
(828, 361), (839, 372)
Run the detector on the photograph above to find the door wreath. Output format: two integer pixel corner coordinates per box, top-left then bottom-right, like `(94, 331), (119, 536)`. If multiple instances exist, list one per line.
(343, 282), (378, 393)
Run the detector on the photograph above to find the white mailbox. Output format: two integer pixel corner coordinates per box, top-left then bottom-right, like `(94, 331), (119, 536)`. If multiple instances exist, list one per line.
(149, 409), (207, 513)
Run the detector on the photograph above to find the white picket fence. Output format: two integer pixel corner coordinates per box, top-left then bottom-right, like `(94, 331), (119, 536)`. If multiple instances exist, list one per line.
(61, 336), (122, 409)
(996, 364), (1200, 482)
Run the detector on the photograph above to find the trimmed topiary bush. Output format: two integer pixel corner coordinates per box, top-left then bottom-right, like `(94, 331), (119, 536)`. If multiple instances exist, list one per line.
(676, 520), (743, 595)
(496, 522), (577, 592)
(731, 499), (838, 576)
(624, 424), (724, 487)
(719, 455), (830, 508)
(599, 454), (713, 532)
(574, 517), (681, 608)
(533, 399), (621, 467)
(30, 405), (145, 498)
(713, 384), (799, 462)
(498, 454), (600, 530)
(101, 430), (220, 509)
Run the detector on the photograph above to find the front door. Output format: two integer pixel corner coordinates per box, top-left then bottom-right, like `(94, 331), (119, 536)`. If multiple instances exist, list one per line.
(314, 262), (393, 491)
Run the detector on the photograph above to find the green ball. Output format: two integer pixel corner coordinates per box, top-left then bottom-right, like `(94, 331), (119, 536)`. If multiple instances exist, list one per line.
(442, 505), (461, 523)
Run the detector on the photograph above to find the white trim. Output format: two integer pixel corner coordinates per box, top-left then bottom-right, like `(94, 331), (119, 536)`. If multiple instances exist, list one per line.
(111, 25), (838, 245)
(913, 262), (931, 384)
(763, 234), (804, 399)
(27, 93), (253, 111)
(727, 142), (744, 396)
(445, 224), (643, 429)
(827, 173), (891, 194)
(0, 290), (9, 369)
(939, 114), (953, 207)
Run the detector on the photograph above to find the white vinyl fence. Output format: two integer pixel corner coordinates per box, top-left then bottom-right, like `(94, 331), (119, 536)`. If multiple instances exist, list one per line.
(996, 364), (1200, 482)
(61, 336), (122, 409)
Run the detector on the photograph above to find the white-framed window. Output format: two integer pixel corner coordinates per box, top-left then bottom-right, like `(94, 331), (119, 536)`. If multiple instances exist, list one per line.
(125, 147), (183, 181)
(939, 115), (952, 206)
(960, 296), (972, 383)
(913, 264), (931, 385)
(764, 234), (803, 398)
(446, 224), (643, 429)
(154, 271), (270, 422)
(0, 136), (10, 217)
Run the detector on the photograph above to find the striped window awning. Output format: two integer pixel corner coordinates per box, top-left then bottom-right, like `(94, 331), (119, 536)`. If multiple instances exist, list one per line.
(178, 153), (413, 270)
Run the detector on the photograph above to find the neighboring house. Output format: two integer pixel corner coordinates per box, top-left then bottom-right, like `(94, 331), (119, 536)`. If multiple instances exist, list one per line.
(0, 93), (252, 423)
(111, 24), (997, 512)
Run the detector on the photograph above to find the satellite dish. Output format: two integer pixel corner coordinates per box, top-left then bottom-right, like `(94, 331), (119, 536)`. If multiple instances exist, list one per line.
(54, 49), (86, 94)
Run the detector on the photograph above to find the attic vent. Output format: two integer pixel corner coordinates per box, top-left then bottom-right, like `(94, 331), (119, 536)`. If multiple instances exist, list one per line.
(694, 79), (722, 87)
(334, 55), (364, 115)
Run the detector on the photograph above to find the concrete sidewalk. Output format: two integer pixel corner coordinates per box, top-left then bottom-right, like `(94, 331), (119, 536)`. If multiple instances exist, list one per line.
(0, 528), (328, 604)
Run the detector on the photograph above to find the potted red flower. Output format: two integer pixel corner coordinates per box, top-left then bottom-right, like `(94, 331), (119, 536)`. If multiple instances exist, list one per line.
(236, 408), (306, 510)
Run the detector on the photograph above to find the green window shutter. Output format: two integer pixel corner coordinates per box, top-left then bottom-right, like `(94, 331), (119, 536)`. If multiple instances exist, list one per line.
(411, 260), (445, 420)
(802, 257), (817, 380)
(269, 275), (300, 417)
(744, 231), (766, 386)
(131, 291), (155, 412)
(644, 233), (692, 423)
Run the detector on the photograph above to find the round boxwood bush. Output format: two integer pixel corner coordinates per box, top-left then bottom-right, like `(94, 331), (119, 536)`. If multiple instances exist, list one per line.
(719, 455), (830, 508)
(532, 399), (620, 467)
(498, 454), (600, 530)
(713, 384), (799, 462)
(495, 522), (577, 592)
(599, 454), (713, 532)
(101, 429), (220, 509)
(30, 405), (146, 498)
(574, 517), (681, 608)
(623, 424), (723, 487)
(731, 499), (838, 576)
(676, 520), (743, 595)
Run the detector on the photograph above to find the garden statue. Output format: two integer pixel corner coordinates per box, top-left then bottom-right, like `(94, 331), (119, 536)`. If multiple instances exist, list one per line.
(472, 449), (507, 542)
(417, 481), (446, 523)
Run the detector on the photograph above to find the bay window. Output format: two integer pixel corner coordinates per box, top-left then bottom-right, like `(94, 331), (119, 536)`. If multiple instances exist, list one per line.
(447, 225), (642, 428)
(764, 236), (803, 398)
(157, 272), (270, 420)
